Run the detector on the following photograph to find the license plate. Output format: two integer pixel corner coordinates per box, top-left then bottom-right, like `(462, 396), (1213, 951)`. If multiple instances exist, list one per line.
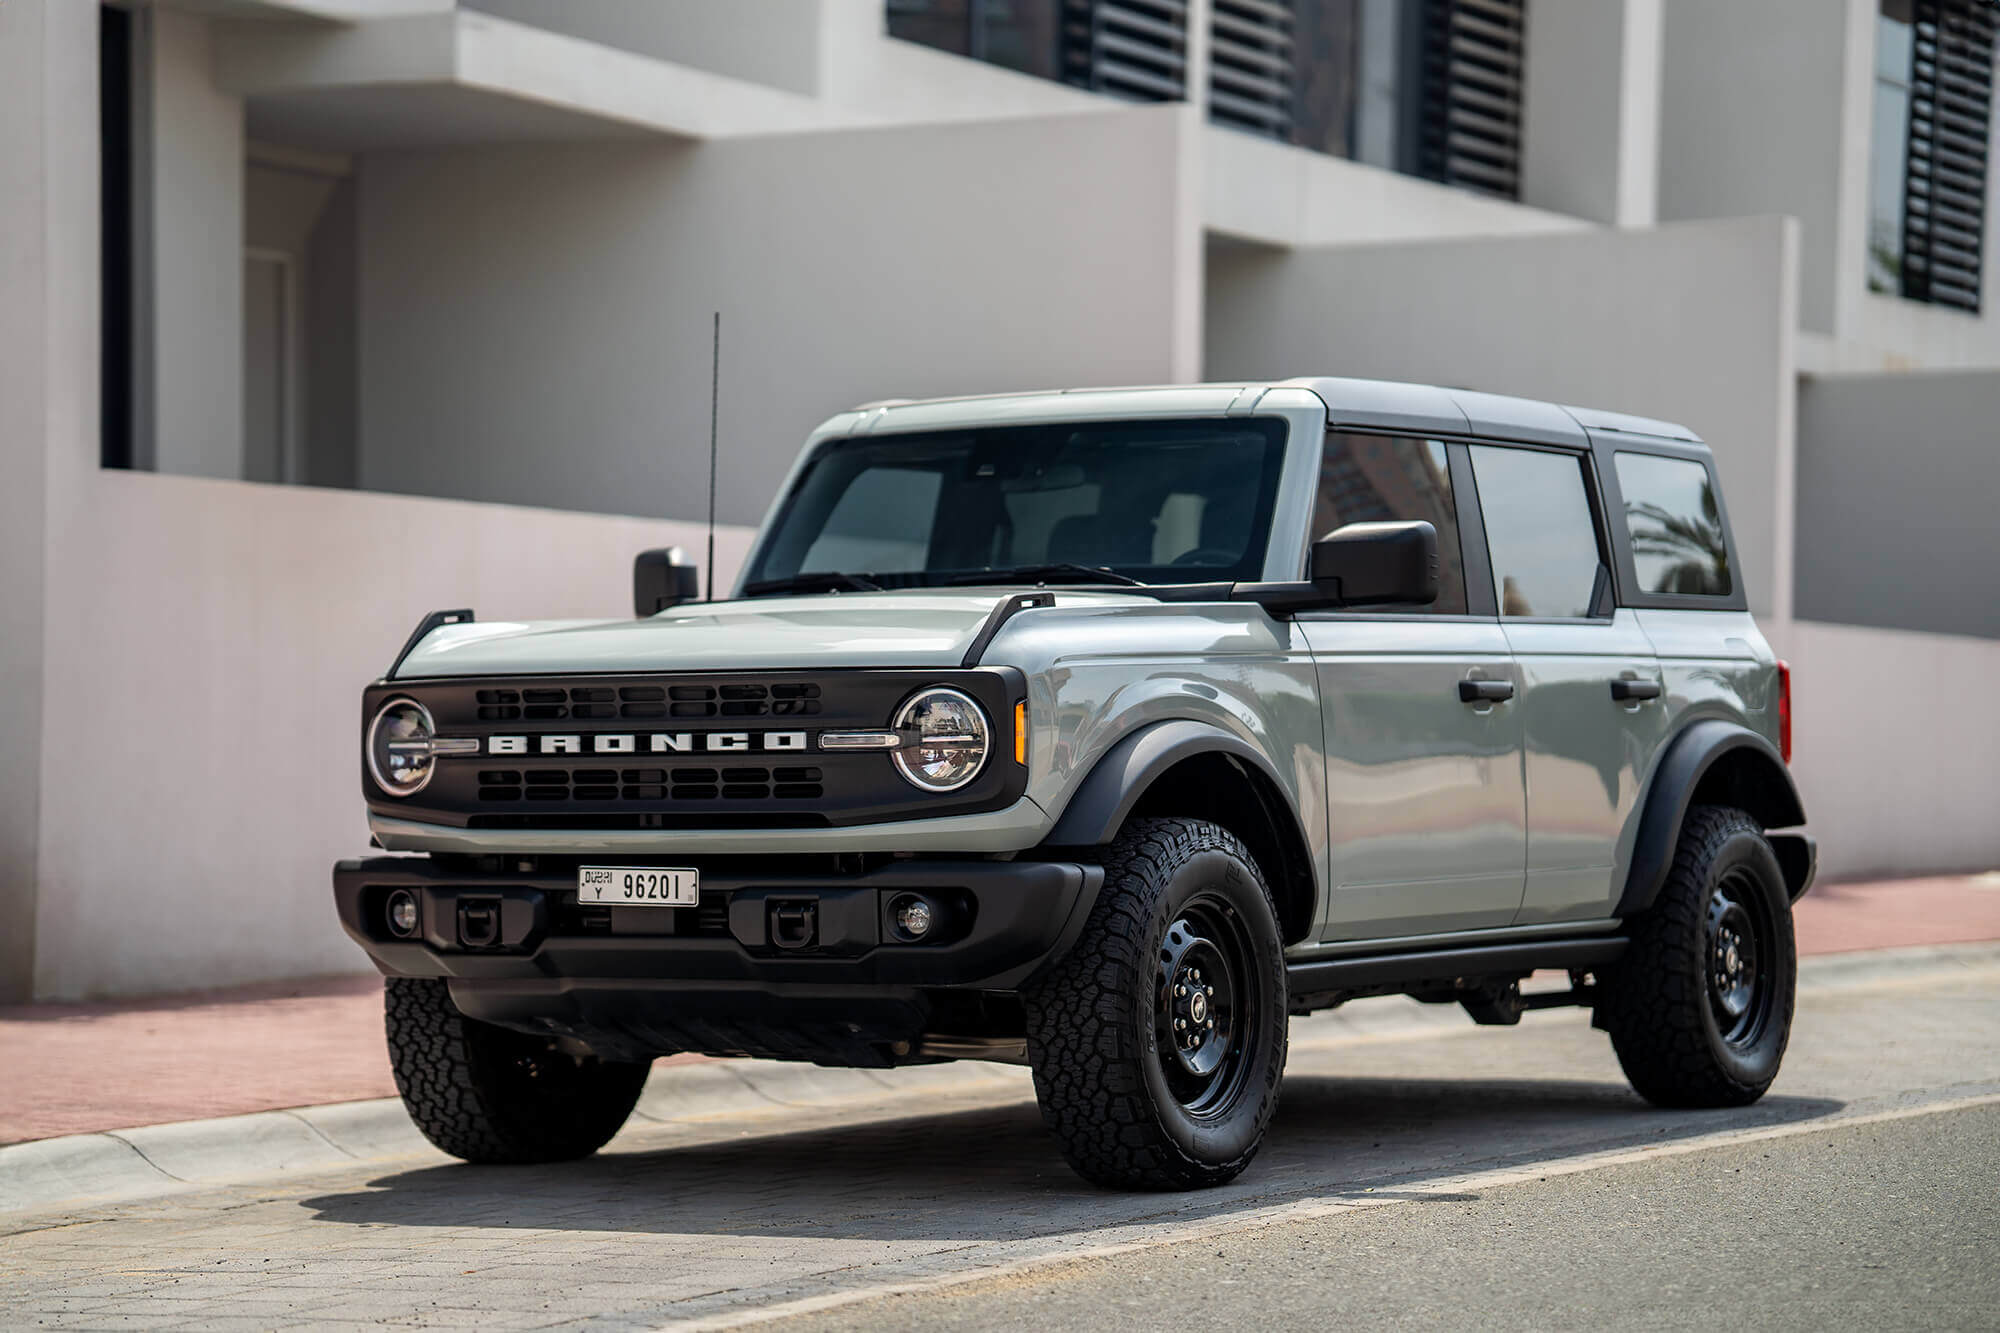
(577, 866), (700, 907)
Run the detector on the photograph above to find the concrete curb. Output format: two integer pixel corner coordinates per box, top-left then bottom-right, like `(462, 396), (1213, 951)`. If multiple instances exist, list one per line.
(6, 941), (1996, 1220)
(0, 1057), (1037, 1220)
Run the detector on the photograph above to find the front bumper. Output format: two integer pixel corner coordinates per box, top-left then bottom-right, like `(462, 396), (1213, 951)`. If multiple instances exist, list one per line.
(332, 854), (1102, 1063)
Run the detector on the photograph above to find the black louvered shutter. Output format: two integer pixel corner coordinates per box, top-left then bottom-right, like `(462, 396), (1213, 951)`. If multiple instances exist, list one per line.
(1900, 0), (1995, 312)
(1208, 0), (1295, 139)
(1413, 0), (1527, 199)
(1061, 0), (1189, 102)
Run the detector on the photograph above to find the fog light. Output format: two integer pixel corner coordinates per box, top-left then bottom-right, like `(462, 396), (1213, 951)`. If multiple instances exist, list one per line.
(892, 895), (934, 940)
(386, 889), (420, 938)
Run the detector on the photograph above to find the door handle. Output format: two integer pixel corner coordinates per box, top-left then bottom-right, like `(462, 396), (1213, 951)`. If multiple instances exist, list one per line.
(1458, 680), (1515, 704)
(1610, 679), (1663, 702)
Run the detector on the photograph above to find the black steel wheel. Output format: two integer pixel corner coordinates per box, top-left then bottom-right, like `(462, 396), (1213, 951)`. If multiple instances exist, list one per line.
(1024, 817), (1288, 1190)
(1598, 805), (1797, 1108)
(1706, 866), (1776, 1049)
(1156, 899), (1260, 1116)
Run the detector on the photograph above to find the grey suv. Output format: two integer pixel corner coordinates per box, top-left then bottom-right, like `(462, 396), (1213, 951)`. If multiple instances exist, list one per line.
(334, 378), (1814, 1191)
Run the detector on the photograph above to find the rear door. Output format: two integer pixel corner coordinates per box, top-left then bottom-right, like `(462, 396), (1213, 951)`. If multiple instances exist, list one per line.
(1299, 432), (1528, 941)
(1464, 443), (1667, 925)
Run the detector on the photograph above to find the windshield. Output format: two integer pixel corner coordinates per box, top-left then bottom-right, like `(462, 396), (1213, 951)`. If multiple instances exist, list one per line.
(743, 418), (1288, 593)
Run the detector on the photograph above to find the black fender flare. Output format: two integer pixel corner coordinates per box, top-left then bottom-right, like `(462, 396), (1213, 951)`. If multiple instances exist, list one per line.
(1043, 719), (1301, 848)
(1616, 719), (1810, 917)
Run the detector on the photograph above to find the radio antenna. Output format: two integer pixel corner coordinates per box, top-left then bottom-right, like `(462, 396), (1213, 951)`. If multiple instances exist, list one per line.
(705, 310), (720, 602)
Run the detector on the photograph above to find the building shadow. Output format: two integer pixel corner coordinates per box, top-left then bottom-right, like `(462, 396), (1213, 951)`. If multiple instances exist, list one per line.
(299, 1073), (1843, 1243)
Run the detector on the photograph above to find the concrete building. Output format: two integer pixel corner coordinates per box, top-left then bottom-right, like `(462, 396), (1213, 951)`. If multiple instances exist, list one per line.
(2, 0), (1996, 1001)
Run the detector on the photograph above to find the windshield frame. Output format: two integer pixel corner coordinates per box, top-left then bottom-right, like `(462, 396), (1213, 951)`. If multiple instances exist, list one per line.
(738, 416), (1298, 597)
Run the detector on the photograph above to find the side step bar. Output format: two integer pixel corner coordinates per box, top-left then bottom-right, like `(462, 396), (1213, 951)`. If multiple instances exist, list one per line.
(1286, 936), (1628, 996)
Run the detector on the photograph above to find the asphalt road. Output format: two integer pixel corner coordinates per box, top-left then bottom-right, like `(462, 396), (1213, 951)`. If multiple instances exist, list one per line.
(4, 946), (1997, 1331)
(787, 1103), (2000, 1332)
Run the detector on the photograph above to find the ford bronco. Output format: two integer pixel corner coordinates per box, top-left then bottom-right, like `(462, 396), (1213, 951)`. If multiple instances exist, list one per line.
(334, 378), (1815, 1190)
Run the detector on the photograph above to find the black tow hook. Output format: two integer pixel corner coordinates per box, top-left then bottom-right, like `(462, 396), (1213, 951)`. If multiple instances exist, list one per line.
(768, 900), (819, 951)
(457, 897), (502, 949)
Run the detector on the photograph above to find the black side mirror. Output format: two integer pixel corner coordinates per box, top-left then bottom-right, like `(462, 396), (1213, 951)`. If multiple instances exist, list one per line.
(634, 547), (701, 617)
(1309, 520), (1439, 607)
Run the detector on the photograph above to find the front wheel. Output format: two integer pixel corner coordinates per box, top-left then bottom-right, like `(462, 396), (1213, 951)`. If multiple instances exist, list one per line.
(385, 977), (649, 1164)
(1024, 817), (1288, 1190)
(1597, 805), (1797, 1107)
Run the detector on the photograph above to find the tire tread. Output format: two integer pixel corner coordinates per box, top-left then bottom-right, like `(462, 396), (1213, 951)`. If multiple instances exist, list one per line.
(1023, 817), (1285, 1190)
(385, 977), (646, 1164)
(1599, 804), (1795, 1108)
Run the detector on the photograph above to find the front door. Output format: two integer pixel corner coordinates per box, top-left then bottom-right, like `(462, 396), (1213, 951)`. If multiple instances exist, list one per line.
(1301, 433), (1528, 940)
(1465, 443), (1666, 924)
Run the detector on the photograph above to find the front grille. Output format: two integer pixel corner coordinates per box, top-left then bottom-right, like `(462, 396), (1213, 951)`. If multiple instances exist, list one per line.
(365, 667), (1026, 831)
(474, 683), (822, 722)
(476, 766), (825, 804)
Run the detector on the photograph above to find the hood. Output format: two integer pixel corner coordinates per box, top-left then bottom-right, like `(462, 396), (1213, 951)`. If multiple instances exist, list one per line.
(390, 589), (1142, 678)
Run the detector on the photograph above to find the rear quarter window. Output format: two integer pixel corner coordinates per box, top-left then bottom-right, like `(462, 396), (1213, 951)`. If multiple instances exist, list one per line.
(1615, 452), (1732, 597)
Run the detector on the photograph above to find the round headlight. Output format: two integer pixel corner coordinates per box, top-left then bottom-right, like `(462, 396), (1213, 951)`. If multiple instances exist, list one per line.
(892, 687), (990, 792)
(367, 698), (437, 796)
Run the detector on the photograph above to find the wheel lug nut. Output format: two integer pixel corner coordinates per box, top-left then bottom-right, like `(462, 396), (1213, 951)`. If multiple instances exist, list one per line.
(1175, 1018), (1186, 1030)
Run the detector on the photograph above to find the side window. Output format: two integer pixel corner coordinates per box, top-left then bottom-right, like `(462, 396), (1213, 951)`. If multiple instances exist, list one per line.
(1614, 452), (1733, 597)
(1468, 445), (1605, 619)
(1313, 433), (1467, 614)
(798, 467), (941, 573)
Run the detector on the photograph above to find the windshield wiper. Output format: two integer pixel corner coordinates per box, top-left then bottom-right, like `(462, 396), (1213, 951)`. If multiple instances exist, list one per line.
(742, 571), (884, 596)
(943, 563), (1144, 587)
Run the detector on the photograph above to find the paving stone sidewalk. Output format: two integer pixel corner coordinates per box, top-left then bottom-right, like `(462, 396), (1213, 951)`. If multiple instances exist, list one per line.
(3, 870), (1994, 1146)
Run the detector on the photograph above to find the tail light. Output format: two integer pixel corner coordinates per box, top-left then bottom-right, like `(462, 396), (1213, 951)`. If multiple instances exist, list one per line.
(1776, 660), (1792, 764)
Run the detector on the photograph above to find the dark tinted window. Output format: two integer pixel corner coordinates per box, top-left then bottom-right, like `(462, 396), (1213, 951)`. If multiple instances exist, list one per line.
(1616, 452), (1733, 596)
(1469, 445), (1604, 619)
(746, 419), (1287, 590)
(1312, 433), (1466, 614)
(886, 0), (1062, 82)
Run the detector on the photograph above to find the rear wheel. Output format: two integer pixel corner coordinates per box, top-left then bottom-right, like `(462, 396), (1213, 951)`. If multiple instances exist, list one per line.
(1024, 817), (1288, 1190)
(385, 977), (649, 1164)
(1597, 805), (1796, 1107)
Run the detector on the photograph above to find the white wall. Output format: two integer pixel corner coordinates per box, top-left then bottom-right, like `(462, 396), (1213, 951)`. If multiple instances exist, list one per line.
(1205, 215), (1801, 620)
(1203, 126), (1590, 249)
(1794, 367), (2000, 640)
(1520, 0), (1660, 227)
(356, 106), (1200, 528)
(0, 0), (93, 1003)
(1770, 620), (2000, 880)
(146, 9), (245, 479)
(1656, 0), (1861, 338)
(33, 469), (753, 1001)
(460, 0), (829, 95)
(11, 0), (781, 1001)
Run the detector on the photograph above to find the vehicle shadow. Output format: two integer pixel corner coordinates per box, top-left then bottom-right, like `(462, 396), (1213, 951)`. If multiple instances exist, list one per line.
(299, 1073), (1843, 1242)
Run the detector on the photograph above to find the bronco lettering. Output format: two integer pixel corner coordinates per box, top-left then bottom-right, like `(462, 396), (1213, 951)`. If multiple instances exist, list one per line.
(485, 731), (810, 755)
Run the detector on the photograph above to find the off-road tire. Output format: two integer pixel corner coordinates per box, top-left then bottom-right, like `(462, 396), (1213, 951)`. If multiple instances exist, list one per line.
(385, 977), (649, 1164)
(1024, 817), (1288, 1190)
(1597, 805), (1796, 1108)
